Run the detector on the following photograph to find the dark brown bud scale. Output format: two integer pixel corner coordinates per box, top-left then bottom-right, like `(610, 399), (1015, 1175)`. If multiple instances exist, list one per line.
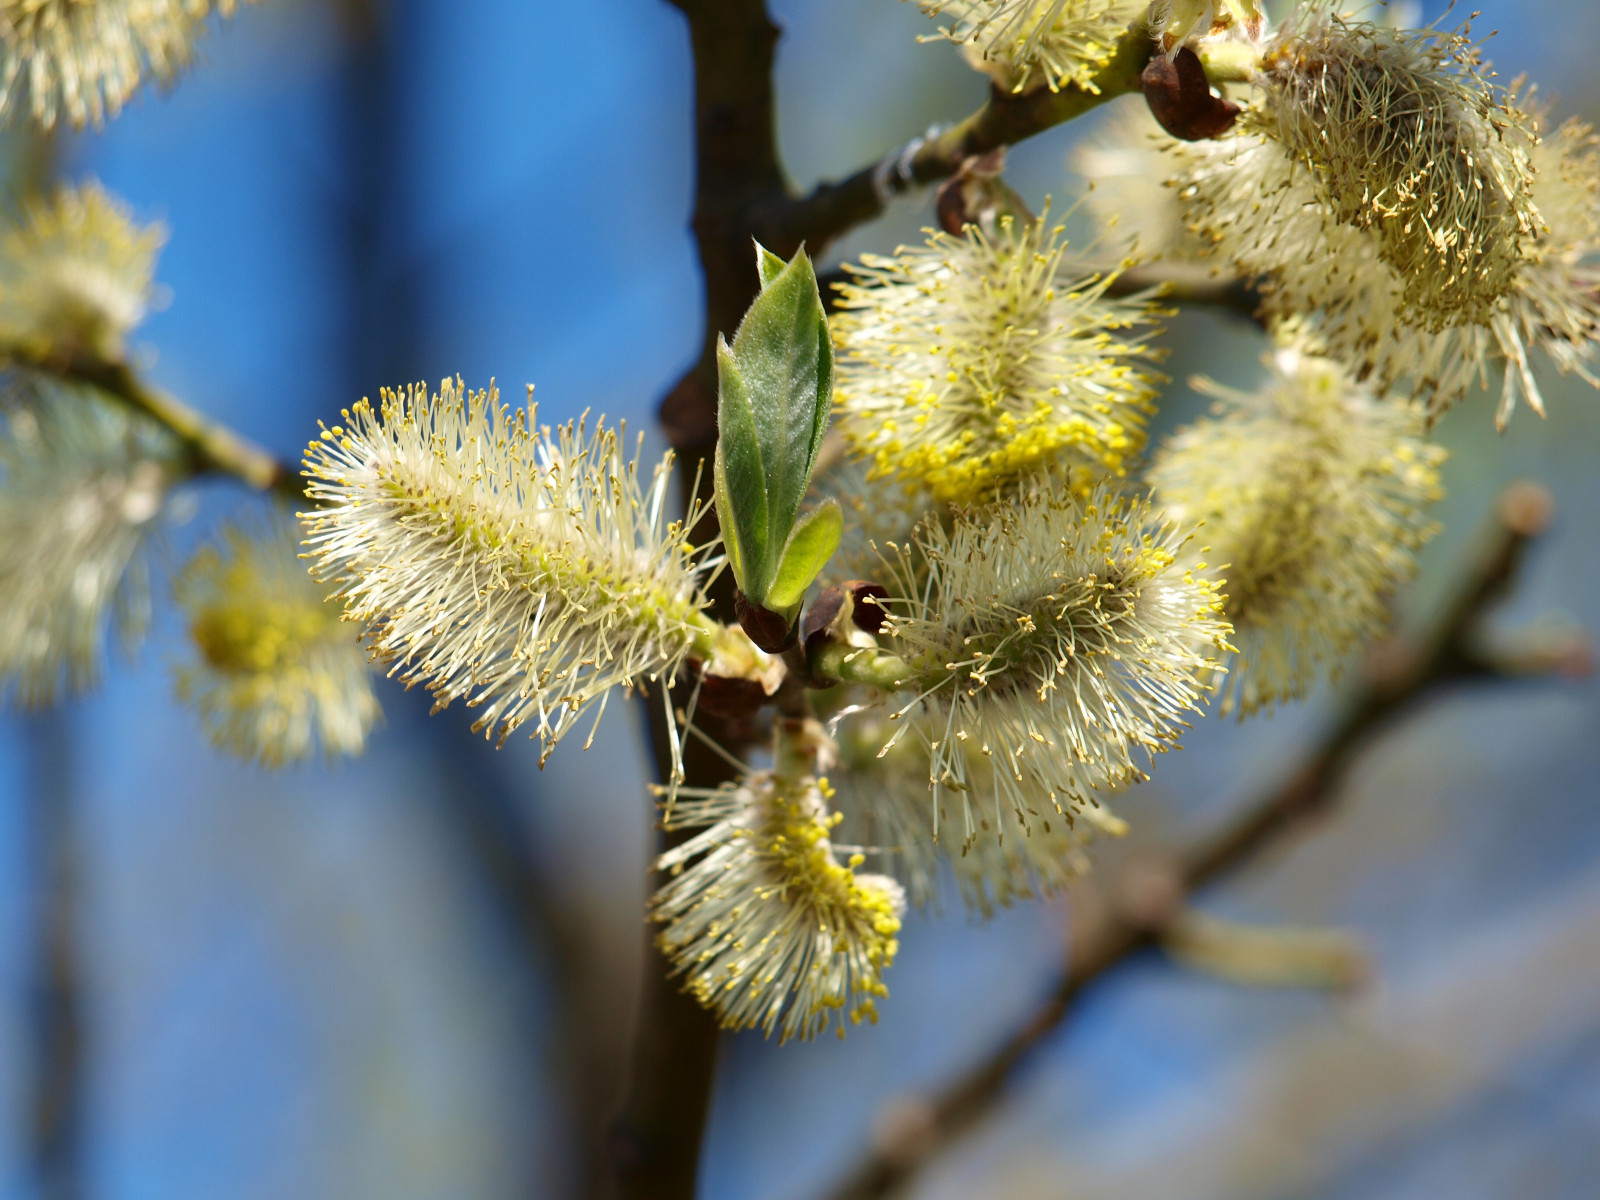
(692, 670), (771, 719)
(934, 149), (1034, 237)
(1141, 48), (1241, 141)
(735, 588), (797, 653)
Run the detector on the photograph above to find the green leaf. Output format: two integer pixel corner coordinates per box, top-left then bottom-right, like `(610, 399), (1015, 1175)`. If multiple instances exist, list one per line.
(726, 246), (833, 596)
(755, 242), (787, 289)
(767, 499), (843, 612)
(714, 337), (768, 594)
(713, 444), (745, 590)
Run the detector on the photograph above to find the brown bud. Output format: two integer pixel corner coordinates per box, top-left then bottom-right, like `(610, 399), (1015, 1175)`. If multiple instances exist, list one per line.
(934, 148), (1034, 237)
(693, 671), (771, 719)
(802, 580), (891, 685)
(734, 589), (797, 653)
(1113, 851), (1186, 931)
(803, 585), (849, 655)
(1498, 481), (1555, 537)
(846, 581), (890, 635)
(1141, 48), (1240, 141)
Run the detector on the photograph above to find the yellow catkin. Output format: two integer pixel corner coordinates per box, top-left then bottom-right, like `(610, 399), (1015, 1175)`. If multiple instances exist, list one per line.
(1253, 5), (1539, 330)
(1148, 333), (1447, 714)
(872, 480), (1230, 842)
(0, 376), (173, 704)
(0, 0), (258, 129)
(653, 771), (906, 1042)
(301, 379), (717, 762)
(0, 182), (164, 362)
(921, 0), (1148, 94)
(833, 213), (1162, 506)
(175, 518), (379, 767)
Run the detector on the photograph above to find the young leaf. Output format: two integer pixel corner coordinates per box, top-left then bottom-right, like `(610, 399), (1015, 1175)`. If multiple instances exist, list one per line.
(767, 499), (843, 613)
(715, 337), (769, 592)
(727, 246), (832, 594)
(756, 242), (787, 288)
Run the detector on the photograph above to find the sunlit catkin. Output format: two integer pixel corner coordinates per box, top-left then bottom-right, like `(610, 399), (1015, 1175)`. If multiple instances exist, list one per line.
(0, 182), (164, 363)
(1148, 0), (1265, 58)
(1252, 5), (1539, 330)
(0, 0), (256, 129)
(1148, 336), (1446, 714)
(0, 377), (174, 704)
(175, 518), (379, 767)
(301, 379), (718, 763)
(923, 0), (1147, 94)
(653, 769), (906, 1042)
(831, 713), (1126, 915)
(832, 215), (1161, 506)
(873, 482), (1229, 844)
(1074, 103), (1207, 263)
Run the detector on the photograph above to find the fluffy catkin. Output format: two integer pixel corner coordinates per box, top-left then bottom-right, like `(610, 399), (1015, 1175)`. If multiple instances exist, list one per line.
(176, 518), (379, 767)
(870, 480), (1230, 842)
(832, 214), (1162, 506)
(301, 379), (717, 763)
(653, 769), (906, 1042)
(1148, 335), (1446, 713)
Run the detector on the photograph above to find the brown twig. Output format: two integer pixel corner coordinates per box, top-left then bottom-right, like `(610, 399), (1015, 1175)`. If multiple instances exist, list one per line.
(756, 23), (1155, 263)
(820, 483), (1585, 1200)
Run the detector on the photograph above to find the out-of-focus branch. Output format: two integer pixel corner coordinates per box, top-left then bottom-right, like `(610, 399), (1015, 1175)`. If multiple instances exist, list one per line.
(16, 350), (305, 500)
(22, 709), (82, 1200)
(822, 482), (1588, 1200)
(1108, 264), (1264, 323)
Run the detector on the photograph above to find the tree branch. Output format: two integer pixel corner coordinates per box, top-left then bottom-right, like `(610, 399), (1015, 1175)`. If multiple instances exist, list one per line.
(821, 482), (1586, 1200)
(18, 351), (306, 501)
(619, 3), (792, 1197)
(760, 22), (1153, 259)
(23, 709), (83, 1200)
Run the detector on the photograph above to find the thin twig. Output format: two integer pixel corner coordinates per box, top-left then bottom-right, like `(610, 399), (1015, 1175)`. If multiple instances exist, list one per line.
(820, 483), (1584, 1200)
(1108, 264), (1264, 324)
(762, 22), (1154, 256)
(48, 354), (306, 500)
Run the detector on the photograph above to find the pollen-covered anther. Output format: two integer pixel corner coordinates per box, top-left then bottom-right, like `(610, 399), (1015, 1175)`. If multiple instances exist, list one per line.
(833, 212), (1163, 506)
(653, 769), (906, 1041)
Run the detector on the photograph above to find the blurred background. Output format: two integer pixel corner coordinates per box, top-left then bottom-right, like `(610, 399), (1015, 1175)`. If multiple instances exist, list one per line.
(2, 1), (1600, 1197)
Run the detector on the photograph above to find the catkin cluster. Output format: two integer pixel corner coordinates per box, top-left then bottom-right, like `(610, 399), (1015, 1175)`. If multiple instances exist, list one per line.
(1113, 4), (1600, 426)
(8, 0), (1588, 1049)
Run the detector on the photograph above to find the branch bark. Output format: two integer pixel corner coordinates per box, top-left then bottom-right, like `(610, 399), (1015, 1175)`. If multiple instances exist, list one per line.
(612, 3), (792, 1197)
(23, 709), (82, 1200)
(757, 22), (1154, 263)
(820, 483), (1580, 1200)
